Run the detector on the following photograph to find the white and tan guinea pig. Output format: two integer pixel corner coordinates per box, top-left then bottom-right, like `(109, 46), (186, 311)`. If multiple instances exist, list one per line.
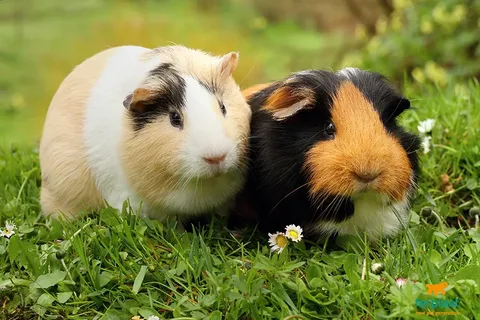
(39, 45), (251, 224)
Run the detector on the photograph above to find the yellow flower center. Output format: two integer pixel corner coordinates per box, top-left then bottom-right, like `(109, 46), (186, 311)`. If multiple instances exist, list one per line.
(276, 235), (288, 247)
(288, 230), (299, 239)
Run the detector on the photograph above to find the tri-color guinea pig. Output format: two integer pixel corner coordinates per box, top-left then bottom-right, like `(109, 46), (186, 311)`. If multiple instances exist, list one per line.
(39, 45), (251, 224)
(234, 68), (421, 241)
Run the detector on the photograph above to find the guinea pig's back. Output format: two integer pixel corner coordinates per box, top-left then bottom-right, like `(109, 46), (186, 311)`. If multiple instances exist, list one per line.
(39, 46), (151, 217)
(82, 45), (159, 212)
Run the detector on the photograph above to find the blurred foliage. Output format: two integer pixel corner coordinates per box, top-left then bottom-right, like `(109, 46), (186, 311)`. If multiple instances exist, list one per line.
(0, 0), (345, 144)
(340, 0), (480, 87)
(1, 0), (480, 144)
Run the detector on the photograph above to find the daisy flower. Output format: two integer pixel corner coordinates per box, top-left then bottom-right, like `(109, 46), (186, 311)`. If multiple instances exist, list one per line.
(284, 224), (303, 242)
(268, 232), (288, 253)
(0, 220), (16, 239)
(147, 316), (160, 320)
(418, 119), (435, 134)
(421, 136), (432, 154)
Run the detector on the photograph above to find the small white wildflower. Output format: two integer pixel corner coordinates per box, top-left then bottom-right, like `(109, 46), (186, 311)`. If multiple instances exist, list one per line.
(422, 136), (432, 154)
(268, 232), (288, 253)
(395, 277), (408, 287)
(418, 119), (435, 134)
(0, 220), (16, 239)
(371, 262), (385, 274)
(284, 224), (304, 242)
(147, 316), (160, 320)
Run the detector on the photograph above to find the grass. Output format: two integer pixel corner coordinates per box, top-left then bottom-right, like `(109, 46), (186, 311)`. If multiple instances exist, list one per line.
(0, 80), (480, 320)
(1, 0), (480, 319)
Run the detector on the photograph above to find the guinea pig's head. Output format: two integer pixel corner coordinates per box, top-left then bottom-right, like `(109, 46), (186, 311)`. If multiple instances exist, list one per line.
(251, 67), (421, 238)
(121, 46), (251, 209)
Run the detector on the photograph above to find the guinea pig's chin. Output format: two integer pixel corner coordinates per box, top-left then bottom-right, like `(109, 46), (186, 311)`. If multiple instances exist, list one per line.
(350, 189), (405, 207)
(180, 163), (238, 180)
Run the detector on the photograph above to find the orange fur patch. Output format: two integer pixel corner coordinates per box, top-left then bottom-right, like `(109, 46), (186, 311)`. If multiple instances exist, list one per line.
(305, 82), (412, 201)
(265, 86), (314, 113)
(241, 83), (271, 100)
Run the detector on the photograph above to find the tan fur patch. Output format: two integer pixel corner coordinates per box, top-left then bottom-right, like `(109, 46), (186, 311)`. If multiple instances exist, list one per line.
(39, 48), (117, 218)
(133, 88), (154, 103)
(220, 52), (239, 77)
(305, 82), (412, 201)
(144, 46), (240, 94)
(129, 88), (155, 112)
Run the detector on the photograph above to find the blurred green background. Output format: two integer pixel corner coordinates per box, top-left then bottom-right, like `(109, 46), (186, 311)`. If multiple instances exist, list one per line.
(0, 0), (478, 145)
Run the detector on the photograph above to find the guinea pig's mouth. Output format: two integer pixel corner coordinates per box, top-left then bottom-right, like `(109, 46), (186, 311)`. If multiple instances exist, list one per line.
(180, 165), (239, 181)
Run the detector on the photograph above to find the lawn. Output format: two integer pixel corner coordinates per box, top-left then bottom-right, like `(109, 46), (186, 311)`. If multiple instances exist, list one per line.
(1, 0), (480, 319)
(0, 80), (479, 320)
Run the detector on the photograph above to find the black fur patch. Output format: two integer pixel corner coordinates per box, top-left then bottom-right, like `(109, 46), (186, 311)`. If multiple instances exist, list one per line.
(130, 63), (186, 131)
(233, 69), (421, 238)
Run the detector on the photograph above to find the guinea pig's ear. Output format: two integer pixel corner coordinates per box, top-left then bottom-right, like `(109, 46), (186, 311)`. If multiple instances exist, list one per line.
(123, 88), (154, 112)
(264, 85), (315, 121)
(219, 52), (239, 78)
(384, 96), (411, 120)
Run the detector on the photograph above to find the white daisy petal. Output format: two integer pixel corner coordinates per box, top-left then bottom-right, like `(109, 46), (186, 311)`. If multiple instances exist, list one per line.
(5, 220), (16, 231)
(421, 136), (432, 154)
(418, 119), (435, 133)
(1, 229), (15, 239)
(284, 224), (303, 242)
(268, 232), (289, 253)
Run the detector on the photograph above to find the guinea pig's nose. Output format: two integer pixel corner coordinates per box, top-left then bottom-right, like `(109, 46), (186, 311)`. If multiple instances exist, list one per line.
(354, 170), (381, 183)
(203, 153), (227, 165)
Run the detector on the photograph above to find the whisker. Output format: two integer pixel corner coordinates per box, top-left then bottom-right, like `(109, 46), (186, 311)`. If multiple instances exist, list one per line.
(268, 182), (309, 215)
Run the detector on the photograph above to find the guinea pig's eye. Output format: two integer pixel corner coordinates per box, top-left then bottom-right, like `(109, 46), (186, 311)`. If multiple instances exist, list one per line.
(324, 122), (336, 139)
(219, 102), (227, 116)
(169, 111), (183, 129)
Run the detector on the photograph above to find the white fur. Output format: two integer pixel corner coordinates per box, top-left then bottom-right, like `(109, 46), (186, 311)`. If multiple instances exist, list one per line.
(150, 77), (244, 218)
(84, 46), (161, 213)
(158, 171), (244, 218)
(338, 67), (360, 79)
(314, 191), (410, 240)
(182, 76), (237, 177)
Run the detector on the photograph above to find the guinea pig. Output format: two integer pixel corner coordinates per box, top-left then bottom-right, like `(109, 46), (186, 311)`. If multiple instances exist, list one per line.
(39, 45), (251, 224)
(233, 67), (421, 241)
